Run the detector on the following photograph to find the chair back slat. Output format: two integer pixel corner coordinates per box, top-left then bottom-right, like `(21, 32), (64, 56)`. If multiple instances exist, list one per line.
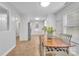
(60, 33), (72, 45)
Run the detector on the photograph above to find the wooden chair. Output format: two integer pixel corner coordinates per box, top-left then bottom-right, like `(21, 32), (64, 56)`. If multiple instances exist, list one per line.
(60, 33), (72, 45)
(59, 33), (72, 55)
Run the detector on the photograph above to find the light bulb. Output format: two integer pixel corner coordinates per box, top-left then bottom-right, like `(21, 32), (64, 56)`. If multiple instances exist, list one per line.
(35, 17), (39, 20)
(40, 2), (50, 7)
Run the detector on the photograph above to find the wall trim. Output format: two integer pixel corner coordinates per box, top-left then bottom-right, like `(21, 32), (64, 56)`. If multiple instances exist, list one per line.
(2, 45), (16, 56)
(19, 37), (28, 41)
(20, 39), (28, 41)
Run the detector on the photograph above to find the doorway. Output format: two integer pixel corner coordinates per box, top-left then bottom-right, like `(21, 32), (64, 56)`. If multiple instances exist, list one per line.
(28, 19), (45, 40)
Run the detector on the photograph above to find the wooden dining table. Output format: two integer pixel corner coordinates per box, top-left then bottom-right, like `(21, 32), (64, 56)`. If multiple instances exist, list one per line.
(41, 36), (71, 56)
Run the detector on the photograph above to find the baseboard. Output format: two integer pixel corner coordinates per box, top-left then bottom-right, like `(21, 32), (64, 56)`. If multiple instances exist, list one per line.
(70, 51), (78, 56)
(2, 45), (16, 56)
(19, 37), (28, 41)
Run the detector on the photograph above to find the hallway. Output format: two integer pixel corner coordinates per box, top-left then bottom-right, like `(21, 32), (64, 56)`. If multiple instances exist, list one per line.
(0, 2), (79, 56)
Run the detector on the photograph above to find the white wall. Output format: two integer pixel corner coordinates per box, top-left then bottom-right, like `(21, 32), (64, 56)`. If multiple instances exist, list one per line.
(46, 14), (56, 35)
(15, 16), (21, 36)
(0, 3), (20, 55)
(19, 16), (29, 41)
(55, 2), (79, 55)
(47, 14), (56, 28)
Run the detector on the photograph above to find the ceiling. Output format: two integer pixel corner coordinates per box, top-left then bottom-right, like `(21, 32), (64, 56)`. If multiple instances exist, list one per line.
(8, 2), (65, 16)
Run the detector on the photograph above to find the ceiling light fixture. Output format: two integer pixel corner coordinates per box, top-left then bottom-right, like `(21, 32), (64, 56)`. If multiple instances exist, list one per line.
(35, 17), (40, 20)
(40, 2), (50, 7)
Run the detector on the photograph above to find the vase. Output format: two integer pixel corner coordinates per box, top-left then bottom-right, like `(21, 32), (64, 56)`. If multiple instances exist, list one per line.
(47, 33), (53, 39)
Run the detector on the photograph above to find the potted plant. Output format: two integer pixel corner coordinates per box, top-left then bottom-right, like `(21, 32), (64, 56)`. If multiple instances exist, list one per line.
(42, 26), (55, 39)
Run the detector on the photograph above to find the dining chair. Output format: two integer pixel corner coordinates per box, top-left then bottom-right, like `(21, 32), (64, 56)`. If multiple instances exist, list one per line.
(59, 33), (72, 55)
(60, 33), (72, 45)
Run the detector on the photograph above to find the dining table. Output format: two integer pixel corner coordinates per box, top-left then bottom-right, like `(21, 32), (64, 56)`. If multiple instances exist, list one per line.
(41, 36), (72, 56)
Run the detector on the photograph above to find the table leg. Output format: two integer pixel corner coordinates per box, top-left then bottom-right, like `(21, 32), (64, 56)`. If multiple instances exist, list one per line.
(66, 47), (69, 55)
(43, 47), (46, 56)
